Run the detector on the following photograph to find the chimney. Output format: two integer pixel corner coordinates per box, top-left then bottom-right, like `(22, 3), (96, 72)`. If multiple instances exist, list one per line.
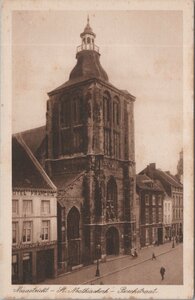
(149, 163), (156, 170)
(145, 163), (156, 179)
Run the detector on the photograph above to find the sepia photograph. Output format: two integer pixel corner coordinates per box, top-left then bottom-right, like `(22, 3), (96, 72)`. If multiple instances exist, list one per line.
(0, 0), (194, 299)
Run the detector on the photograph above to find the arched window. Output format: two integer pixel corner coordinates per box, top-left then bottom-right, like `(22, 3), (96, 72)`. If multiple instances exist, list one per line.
(72, 96), (82, 125)
(106, 178), (117, 221)
(67, 207), (80, 240)
(103, 91), (111, 123)
(113, 96), (120, 126)
(94, 179), (102, 217)
(87, 37), (90, 44)
(103, 91), (111, 156)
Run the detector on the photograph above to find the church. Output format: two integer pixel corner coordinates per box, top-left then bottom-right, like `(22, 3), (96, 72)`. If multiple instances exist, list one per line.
(15, 18), (138, 275)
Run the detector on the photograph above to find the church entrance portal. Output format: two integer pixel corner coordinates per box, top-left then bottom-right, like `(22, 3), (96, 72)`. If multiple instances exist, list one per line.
(106, 227), (119, 255)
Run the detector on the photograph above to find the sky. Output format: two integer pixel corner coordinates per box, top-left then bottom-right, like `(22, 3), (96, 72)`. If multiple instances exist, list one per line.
(12, 10), (183, 174)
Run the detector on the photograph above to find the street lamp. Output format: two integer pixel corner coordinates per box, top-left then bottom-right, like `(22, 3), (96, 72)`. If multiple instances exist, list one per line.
(95, 244), (101, 277)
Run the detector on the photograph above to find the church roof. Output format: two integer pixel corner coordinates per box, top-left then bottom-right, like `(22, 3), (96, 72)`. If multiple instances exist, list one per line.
(12, 135), (56, 190)
(51, 171), (85, 190)
(17, 126), (46, 156)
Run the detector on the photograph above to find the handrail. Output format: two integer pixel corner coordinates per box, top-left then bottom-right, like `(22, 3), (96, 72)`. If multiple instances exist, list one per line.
(76, 44), (99, 53)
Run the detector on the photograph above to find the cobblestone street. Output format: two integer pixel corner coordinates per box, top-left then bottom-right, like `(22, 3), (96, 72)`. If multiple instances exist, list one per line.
(42, 242), (183, 285)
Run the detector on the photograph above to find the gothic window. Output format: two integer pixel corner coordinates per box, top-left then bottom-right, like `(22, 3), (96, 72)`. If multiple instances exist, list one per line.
(67, 207), (80, 240)
(113, 97), (120, 126)
(72, 96), (82, 125)
(61, 130), (71, 154)
(61, 100), (70, 127)
(103, 91), (111, 124)
(113, 131), (120, 158)
(87, 37), (90, 44)
(73, 128), (83, 153)
(106, 178), (117, 221)
(94, 179), (102, 217)
(104, 129), (111, 156)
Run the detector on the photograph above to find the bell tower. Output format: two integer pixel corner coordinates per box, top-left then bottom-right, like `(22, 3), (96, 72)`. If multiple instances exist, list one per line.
(45, 18), (137, 272)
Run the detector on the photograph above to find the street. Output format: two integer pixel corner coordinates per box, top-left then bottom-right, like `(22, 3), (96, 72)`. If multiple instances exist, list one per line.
(91, 244), (183, 285)
(43, 242), (183, 285)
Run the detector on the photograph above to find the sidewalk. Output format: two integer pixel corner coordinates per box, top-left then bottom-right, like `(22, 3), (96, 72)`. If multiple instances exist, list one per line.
(43, 241), (181, 285)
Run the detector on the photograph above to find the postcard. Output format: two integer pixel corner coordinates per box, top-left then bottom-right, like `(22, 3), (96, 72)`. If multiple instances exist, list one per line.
(0, 0), (194, 299)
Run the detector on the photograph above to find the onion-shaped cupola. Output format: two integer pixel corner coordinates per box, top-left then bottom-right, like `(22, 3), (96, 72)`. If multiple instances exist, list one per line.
(69, 16), (109, 82)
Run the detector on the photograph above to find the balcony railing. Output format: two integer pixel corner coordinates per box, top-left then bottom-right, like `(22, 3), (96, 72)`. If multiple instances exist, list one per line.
(76, 44), (99, 54)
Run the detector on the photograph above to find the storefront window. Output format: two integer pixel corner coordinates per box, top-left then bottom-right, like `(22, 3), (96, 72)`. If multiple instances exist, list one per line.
(12, 254), (18, 282)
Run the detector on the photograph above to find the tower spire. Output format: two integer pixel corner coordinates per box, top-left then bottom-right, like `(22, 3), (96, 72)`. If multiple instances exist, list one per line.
(77, 17), (99, 53)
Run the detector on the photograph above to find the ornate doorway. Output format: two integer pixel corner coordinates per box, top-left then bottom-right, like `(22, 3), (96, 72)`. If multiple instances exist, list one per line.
(106, 227), (119, 255)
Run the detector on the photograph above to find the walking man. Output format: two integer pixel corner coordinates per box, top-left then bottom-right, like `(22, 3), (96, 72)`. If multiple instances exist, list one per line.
(152, 252), (156, 260)
(160, 266), (166, 280)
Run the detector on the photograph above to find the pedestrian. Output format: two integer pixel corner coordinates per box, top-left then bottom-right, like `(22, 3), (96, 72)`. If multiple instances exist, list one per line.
(152, 252), (156, 260)
(134, 248), (138, 258)
(160, 266), (166, 280)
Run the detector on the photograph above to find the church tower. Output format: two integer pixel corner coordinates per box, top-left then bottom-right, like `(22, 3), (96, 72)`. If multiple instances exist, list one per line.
(46, 18), (137, 272)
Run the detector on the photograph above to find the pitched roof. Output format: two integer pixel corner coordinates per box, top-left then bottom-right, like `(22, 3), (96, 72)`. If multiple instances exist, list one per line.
(155, 169), (183, 188)
(136, 174), (164, 192)
(139, 164), (183, 188)
(19, 126), (46, 156)
(12, 134), (56, 190)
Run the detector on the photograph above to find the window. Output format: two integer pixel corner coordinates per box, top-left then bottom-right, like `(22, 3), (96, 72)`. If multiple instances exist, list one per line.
(145, 195), (149, 205)
(41, 200), (50, 214)
(152, 227), (157, 243)
(41, 221), (50, 241)
(113, 131), (120, 158)
(145, 228), (149, 245)
(72, 97), (82, 125)
(23, 200), (32, 215)
(158, 207), (162, 223)
(113, 98), (120, 126)
(73, 128), (83, 153)
(158, 195), (162, 206)
(106, 178), (117, 221)
(12, 200), (19, 214)
(61, 100), (70, 127)
(152, 207), (156, 223)
(12, 222), (18, 244)
(145, 207), (149, 224)
(23, 221), (32, 243)
(152, 195), (156, 206)
(104, 129), (111, 156)
(103, 92), (111, 124)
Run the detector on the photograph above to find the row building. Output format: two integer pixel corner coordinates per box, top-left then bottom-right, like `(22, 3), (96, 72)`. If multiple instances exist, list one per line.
(12, 135), (58, 284)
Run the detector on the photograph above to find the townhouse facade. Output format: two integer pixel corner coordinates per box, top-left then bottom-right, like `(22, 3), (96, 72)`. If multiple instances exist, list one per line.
(136, 175), (164, 247)
(139, 163), (183, 242)
(12, 135), (58, 283)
